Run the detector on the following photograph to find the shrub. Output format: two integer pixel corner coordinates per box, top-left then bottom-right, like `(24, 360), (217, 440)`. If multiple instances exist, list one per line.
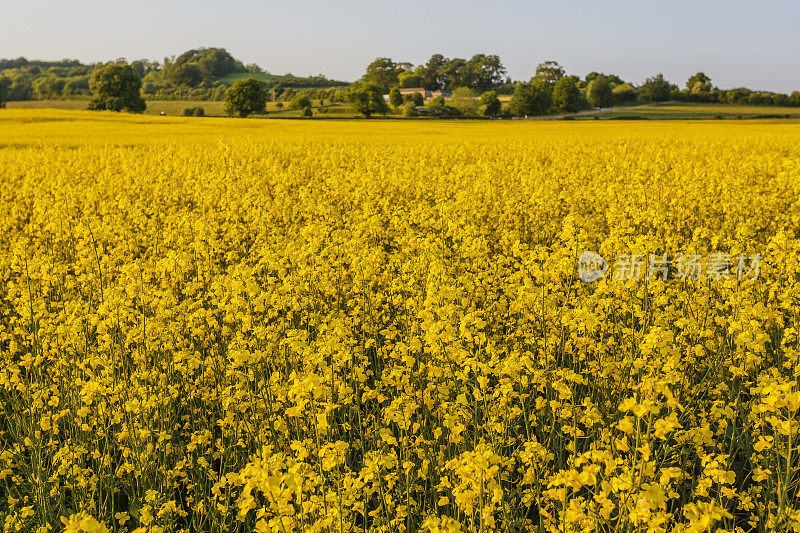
(182, 106), (205, 117)
(294, 95), (312, 109)
(480, 91), (502, 117)
(402, 103), (419, 117)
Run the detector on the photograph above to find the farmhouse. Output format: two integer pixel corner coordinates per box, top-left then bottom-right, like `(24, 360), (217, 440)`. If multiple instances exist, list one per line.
(399, 87), (431, 99)
(394, 88), (453, 101)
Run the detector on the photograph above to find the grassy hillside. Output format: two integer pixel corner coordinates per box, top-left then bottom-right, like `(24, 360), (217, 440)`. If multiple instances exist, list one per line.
(218, 72), (292, 85)
(218, 72), (349, 88)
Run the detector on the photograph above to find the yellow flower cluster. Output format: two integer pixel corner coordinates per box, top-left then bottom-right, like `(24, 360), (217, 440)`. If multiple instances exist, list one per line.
(1, 109), (800, 532)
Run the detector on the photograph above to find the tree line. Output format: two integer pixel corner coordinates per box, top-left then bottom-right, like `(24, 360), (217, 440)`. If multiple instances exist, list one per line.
(361, 54), (511, 93)
(0, 48), (346, 104)
(2, 50), (799, 117)
(355, 55), (800, 118)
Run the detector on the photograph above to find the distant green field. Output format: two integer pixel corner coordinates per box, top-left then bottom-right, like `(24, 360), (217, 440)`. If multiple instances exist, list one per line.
(142, 100), (345, 117)
(5, 99), (366, 118)
(6, 100), (91, 111)
(7, 100), (228, 116)
(578, 102), (800, 120)
(142, 100), (227, 116)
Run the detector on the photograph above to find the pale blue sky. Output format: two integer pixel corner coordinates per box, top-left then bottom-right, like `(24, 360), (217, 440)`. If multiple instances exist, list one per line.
(2, 0), (799, 92)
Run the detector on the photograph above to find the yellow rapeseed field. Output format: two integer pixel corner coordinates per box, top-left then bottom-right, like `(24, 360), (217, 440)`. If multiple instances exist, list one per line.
(2, 109), (800, 532)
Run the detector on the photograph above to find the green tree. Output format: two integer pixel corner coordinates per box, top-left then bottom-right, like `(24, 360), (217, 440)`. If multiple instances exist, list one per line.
(7, 78), (33, 101)
(293, 94), (312, 109)
(349, 83), (389, 118)
(480, 91), (501, 116)
(411, 92), (425, 106)
(418, 54), (447, 90)
(773, 93), (789, 106)
(398, 70), (423, 88)
(171, 63), (203, 87)
(425, 95), (445, 114)
(552, 76), (585, 113)
(638, 74), (676, 103)
(686, 72), (711, 91)
(88, 63), (146, 113)
(130, 60), (159, 79)
(438, 57), (465, 90)
(224, 78), (268, 117)
(724, 87), (751, 105)
(169, 48), (244, 81)
(195, 48), (244, 78)
(63, 77), (90, 98)
(301, 106), (313, 117)
(33, 76), (65, 99)
(533, 61), (565, 87)
(612, 83), (637, 104)
(402, 102), (419, 117)
(424, 95), (460, 117)
(684, 73), (713, 102)
(362, 58), (404, 93)
(790, 91), (800, 107)
(182, 106), (205, 117)
(449, 87), (480, 116)
(0, 77), (7, 108)
(460, 54), (507, 92)
(587, 75), (614, 108)
(509, 81), (551, 116)
(389, 86), (403, 108)
(689, 80), (714, 101)
(586, 72), (625, 85)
